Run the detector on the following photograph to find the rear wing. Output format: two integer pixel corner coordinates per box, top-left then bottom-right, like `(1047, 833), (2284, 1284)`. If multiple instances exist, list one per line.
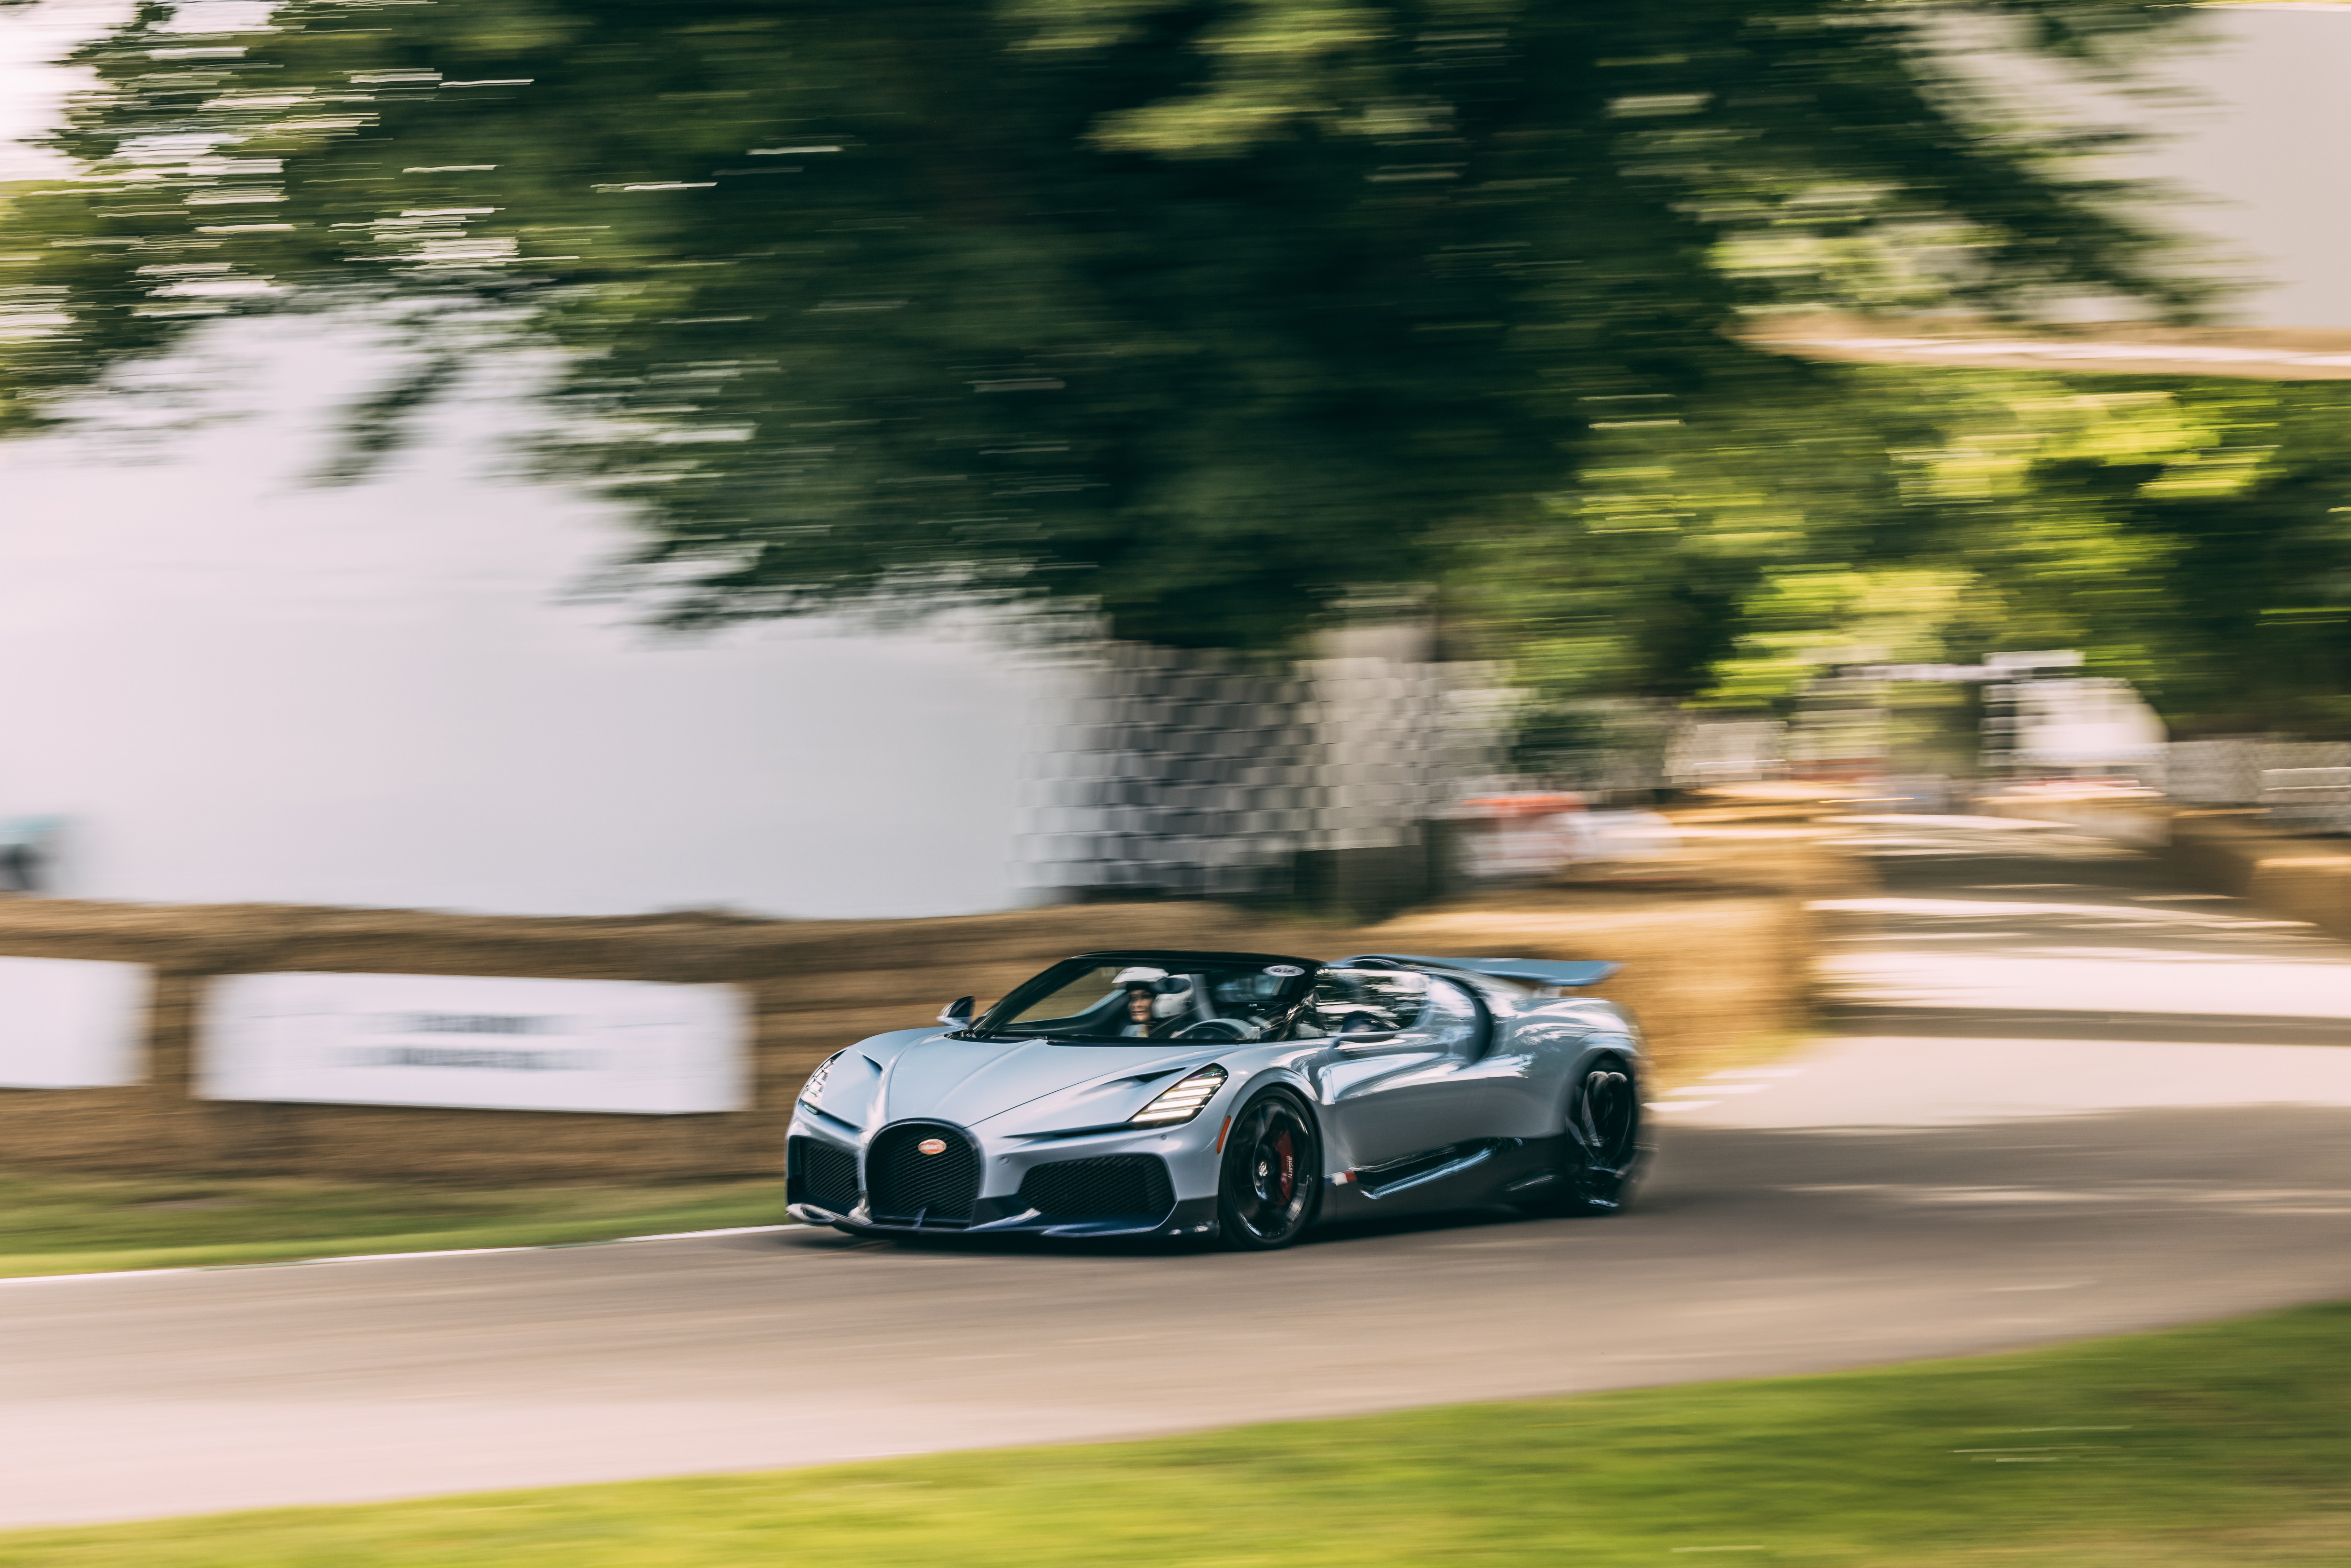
(1339, 953), (1619, 989)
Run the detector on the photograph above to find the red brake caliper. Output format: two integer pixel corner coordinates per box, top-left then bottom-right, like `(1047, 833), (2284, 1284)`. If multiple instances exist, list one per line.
(1273, 1129), (1295, 1203)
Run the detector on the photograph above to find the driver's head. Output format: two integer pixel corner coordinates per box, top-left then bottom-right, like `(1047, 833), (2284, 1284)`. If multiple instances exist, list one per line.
(1112, 966), (1189, 1024)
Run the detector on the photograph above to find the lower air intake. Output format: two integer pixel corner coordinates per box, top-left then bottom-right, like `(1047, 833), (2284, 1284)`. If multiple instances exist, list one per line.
(787, 1136), (860, 1214)
(865, 1122), (980, 1227)
(1019, 1155), (1176, 1221)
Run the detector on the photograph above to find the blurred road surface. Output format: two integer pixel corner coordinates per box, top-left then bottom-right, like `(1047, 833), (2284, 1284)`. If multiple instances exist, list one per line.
(9, 816), (2351, 1527)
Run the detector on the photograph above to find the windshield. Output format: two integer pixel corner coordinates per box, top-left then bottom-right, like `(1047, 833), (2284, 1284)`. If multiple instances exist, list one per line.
(976, 954), (1317, 1044)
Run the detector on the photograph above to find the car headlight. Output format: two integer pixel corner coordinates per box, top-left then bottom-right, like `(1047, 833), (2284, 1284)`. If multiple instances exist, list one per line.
(800, 1051), (842, 1107)
(1131, 1064), (1228, 1127)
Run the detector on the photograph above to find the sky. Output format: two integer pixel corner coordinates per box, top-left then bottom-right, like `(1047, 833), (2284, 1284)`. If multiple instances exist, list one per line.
(0, 0), (127, 181)
(0, 307), (1060, 918)
(0, 0), (1056, 920)
(2, 2), (2349, 919)
(1975, 3), (2351, 330)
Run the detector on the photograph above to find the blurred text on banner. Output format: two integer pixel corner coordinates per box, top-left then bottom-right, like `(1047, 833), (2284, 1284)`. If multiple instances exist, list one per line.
(197, 972), (749, 1114)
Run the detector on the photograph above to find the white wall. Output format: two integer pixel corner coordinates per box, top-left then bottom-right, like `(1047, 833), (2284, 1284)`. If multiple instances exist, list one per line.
(0, 318), (1057, 917)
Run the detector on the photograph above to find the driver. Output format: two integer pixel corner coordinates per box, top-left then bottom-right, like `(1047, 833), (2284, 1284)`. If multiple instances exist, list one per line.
(1111, 966), (1191, 1038)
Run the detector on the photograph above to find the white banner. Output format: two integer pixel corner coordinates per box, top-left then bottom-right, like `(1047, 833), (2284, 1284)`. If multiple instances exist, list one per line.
(0, 956), (149, 1089)
(197, 972), (749, 1114)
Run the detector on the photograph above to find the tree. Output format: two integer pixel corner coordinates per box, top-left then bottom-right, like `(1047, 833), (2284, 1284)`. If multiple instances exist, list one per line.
(1, 0), (2198, 650)
(1460, 364), (2351, 749)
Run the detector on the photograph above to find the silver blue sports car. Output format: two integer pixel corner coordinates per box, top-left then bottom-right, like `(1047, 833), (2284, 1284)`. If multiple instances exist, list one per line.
(785, 949), (1646, 1250)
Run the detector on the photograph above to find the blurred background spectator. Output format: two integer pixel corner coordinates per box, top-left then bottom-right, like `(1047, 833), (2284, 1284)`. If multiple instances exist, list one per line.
(0, 815), (60, 893)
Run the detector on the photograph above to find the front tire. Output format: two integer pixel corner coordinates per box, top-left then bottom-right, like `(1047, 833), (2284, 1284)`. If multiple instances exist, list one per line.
(1216, 1088), (1321, 1250)
(1520, 1056), (1645, 1217)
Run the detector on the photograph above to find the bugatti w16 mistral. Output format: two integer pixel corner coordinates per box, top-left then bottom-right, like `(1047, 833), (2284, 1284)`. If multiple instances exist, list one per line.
(785, 950), (1646, 1250)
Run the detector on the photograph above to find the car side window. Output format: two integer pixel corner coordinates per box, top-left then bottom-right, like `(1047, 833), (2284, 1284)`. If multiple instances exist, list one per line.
(1290, 969), (1484, 1050)
(1291, 969), (1431, 1039)
(1290, 969), (1420, 1038)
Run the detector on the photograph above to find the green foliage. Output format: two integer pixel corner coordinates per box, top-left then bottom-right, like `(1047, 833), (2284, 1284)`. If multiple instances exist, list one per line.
(6, 1300), (2351, 1563)
(1458, 364), (2351, 740)
(0, 0), (2198, 649)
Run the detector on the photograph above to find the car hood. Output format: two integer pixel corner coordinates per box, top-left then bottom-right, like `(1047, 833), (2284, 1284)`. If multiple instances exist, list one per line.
(871, 1032), (1223, 1131)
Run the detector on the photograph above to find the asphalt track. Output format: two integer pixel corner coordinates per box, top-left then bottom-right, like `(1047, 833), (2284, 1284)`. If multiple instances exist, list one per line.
(9, 816), (2351, 1529)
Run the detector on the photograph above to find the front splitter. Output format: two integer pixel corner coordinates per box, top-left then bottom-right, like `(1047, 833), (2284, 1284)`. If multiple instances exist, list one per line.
(790, 1196), (1218, 1241)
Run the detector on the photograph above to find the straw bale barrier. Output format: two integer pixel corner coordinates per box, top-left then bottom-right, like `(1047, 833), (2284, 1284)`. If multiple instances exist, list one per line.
(2165, 812), (2351, 940)
(1974, 800), (2351, 943)
(0, 830), (1853, 1180)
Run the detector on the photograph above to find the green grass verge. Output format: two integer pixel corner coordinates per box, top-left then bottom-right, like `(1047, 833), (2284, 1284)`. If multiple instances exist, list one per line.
(0, 1170), (789, 1277)
(6, 1300), (2350, 1565)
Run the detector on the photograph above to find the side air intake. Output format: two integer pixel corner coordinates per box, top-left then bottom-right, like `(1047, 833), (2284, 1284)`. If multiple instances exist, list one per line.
(1019, 1155), (1176, 1221)
(787, 1135), (861, 1214)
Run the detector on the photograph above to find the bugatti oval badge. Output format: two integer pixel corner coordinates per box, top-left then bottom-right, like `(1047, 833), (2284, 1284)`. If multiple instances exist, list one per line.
(1264, 964), (1305, 977)
(917, 1137), (948, 1156)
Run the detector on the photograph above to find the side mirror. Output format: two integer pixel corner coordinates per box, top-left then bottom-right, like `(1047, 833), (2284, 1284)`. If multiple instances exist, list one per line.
(938, 995), (976, 1029)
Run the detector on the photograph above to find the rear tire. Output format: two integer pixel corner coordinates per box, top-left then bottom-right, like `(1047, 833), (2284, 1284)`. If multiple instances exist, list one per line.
(1519, 1056), (1645, 1217)
(1216, 1088), (1321, 1250)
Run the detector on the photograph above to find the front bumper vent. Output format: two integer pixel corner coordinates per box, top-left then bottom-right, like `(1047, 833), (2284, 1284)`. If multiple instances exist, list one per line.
(1019, 1154), (1176, 1221)
(787, 1135), (861, 1214)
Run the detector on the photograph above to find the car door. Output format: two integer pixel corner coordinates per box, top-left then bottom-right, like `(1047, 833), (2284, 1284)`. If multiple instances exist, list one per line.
(1301, 969), (1492, 1176)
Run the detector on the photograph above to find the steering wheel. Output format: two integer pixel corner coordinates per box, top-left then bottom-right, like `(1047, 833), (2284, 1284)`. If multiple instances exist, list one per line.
(1172, 1017), (1255, 1042)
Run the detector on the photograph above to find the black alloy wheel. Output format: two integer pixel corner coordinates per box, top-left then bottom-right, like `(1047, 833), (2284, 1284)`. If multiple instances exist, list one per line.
(1216, 1089), (1321, 1250)
(1521, 1056), (1645, 1217)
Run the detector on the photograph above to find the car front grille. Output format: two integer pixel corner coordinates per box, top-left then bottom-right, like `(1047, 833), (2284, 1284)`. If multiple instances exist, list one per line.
(787, 1135), (861, 1214)
(865, 1122), (980, 1227)
(1018, 1155), (1176, 1221)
